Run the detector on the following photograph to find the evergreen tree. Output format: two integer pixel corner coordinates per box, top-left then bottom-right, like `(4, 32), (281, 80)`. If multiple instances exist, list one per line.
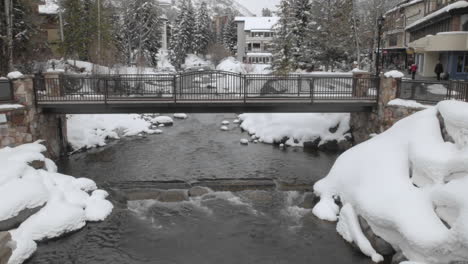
(60, 0), (89, 60)
(170, 0), (196, 69)
(272, 0), (295, 73)
(289, 0), (314, 70)
(262, 8), (273, 17)
(194, 2), (212, 56)
(222, 12), (237, 54)
(117, 0), (162, 66)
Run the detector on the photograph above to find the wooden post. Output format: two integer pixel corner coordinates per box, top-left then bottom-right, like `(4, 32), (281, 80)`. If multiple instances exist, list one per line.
(0, 232), (12, 264)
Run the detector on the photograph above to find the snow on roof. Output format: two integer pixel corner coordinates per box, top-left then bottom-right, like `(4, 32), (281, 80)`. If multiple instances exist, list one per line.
(38, 0), (59, 15)
(406, 1), (468, 30)
(246, 52), (272, 57)
(385, 0), (424, 15)
(235, 17), (280, 31)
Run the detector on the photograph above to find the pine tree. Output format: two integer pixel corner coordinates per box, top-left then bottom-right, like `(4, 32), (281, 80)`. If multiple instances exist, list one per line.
(262, 8), (273, 17)
(60, 0), (89, 60)
(117, 0), (162, 66)
(170, 0), (196, 69)
(193, 2), (212, 56)
(272, 0), (295, 73)
(222, 12), (237, 54)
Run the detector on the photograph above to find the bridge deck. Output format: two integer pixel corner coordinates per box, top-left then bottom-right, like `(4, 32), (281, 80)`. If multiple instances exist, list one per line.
(38, 99), (377, 114)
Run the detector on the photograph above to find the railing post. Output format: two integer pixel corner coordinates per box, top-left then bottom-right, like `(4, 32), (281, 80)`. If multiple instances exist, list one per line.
(172, 74), (176, 103)
(243, 74), (247, 103)
(298, 75), (302, 97)
(104, 78), (108, 105)
(310, 78), (315, 103)
(447, 80), (453, 100)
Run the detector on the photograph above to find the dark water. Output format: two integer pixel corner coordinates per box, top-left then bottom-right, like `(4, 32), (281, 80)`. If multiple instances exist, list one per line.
(26, 114), (375, 264)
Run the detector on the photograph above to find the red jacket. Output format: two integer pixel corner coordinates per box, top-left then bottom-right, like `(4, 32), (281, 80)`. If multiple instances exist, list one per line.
(410, 64), (418, 73)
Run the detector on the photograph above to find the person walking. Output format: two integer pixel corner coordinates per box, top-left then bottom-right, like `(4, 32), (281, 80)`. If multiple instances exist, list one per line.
(435, 61), (444, 81)
(410, 63), (418, 80)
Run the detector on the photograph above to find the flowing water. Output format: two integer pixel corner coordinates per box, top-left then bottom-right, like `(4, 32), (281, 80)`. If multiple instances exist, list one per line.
(26, 114), (375, 264)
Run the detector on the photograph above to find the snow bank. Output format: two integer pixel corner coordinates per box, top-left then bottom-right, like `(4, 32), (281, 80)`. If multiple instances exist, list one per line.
(239, 113), (351, 147)
(67, 114), (156, 150)
(0, 104), (24, 110)
(0, 142), (112, 264)
(183, 54), (214, 70)
(7, 72), (24, 80)
(312, 100), (468, 263)
(216, 57), (272, 74)
(387, 99), (431, 109)
(384, 70), (404, 78)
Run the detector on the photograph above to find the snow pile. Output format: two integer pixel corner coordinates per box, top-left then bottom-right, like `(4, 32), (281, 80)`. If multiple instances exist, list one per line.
(387, 99), (431, 109)
(216, 57), (272, 74)
(0, 104), (24, 110)
(0, 142), (112, 264)
(183, 54), (214, 70)
(152, 116), (173, 125)
(239, 113), (351, 147)
(173, 113), (188, 119)
(7, 72), (24, 80)
(312, 100), (468, 263)
(384, 70), (404, 79)
(38, 0), (59, 14)
(67, 114), (156, 150)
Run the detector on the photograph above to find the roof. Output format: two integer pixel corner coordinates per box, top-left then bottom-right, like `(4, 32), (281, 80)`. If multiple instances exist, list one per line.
(407, 1), (468, 30)
(234, 17), (280, 31)
(385, 0), (424, 15)
(38, 0), (59, 15)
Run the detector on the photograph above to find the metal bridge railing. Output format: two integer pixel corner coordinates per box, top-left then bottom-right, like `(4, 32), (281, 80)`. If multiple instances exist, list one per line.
(33, 71), (380, 104)
(397, 79), (468, 104)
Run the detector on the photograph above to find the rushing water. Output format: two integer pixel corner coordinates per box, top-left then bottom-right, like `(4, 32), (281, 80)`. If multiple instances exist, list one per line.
(26, 114), (376, 264)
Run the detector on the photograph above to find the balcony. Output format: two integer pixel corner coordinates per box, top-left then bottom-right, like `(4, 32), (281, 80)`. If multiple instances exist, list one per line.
(410, 31), (468, 52)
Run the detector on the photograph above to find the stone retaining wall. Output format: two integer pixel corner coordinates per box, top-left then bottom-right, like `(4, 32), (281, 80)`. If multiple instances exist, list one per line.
(0, 75), (67, 158)
(350, 74), (427, 144)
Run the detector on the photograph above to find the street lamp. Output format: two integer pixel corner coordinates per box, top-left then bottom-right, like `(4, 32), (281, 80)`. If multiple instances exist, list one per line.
(375, 15), (385, 76)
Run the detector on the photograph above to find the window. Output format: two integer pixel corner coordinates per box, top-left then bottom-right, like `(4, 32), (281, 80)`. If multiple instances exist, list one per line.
(463, 21), (468, 31)
(389, 34), (398, 47)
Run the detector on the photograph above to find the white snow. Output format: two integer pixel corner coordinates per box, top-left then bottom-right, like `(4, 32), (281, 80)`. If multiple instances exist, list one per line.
(154, 129), (163, 134)
(234, 17), (280, 31)
(239, 113), (351, 147)
(220, 126), (229, 131)
(233, 119), (240, 124)
(152, 116), (174, 125)
(0, 104), (24, 110)
(0, 142), (112, 264)
(240, 139), (249, 145)
(38, 0), (59, 14)
(173, 113), (188, 119)
(7, 72), (24, 79)
(384, 70), (405, 79)
(387, 99), (431, 109)
(221, 120), (230, 125)
(67, 114), (156, 150)
(312, 100), (468, 264)
(183, 54), (214, 70)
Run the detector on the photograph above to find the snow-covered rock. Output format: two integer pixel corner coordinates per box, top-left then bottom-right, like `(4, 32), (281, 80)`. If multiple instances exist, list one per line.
(312, 100), (468, 264)
(233, 119), (240, 124)
(239, 113), (351, 148)
(7, 72), (24, 80)
(0, 142), (112, 264)
(152, 116), (174, 126)
(240, 139), (249, 145)
(173, 113), (188, 119)
(221, 120), (230, 125)
(220, 126), (229, 131)
(154, 129), (163, 134)
(67, 114), (156, 150)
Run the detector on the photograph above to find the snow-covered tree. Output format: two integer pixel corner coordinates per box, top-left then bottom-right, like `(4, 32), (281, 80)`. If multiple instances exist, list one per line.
(194, 2), (212, 56)
(117, 0), (162, 66)
(222, 12), (237, 54)
(262, 8), (273, 17)
(272, 0), (295, 73)
(169, 0), (196, 69)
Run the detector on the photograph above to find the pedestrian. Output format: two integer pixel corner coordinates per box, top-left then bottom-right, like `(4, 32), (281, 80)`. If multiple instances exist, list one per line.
(410, 63), (418, 80)
(435, 61), (444, 81)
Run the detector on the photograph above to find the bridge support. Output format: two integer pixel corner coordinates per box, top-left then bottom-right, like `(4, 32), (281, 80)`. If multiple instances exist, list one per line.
(351, 74), (421, 144)
(0, 74), (67, 159)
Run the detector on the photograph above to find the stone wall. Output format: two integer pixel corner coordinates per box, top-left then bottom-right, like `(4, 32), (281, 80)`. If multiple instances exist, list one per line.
(351, 74), (427, 144)
(0, 75), (67, 159)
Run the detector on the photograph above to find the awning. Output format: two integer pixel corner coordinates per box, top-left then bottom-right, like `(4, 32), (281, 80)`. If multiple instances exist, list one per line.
(409, 32), (468, 52)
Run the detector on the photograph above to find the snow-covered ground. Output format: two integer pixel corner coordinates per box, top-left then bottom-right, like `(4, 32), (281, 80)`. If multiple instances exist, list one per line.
(0, 142), (113, 264)
(238, 113), (350, 147)
(312, 100), (468, 264)
(67, 114), (185, 150)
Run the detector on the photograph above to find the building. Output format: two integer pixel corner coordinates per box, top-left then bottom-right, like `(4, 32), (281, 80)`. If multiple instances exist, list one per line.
(235, 17), (279, 64)
(37, 0), (62, 57)
(407, 0), (468, 79)
(382, 0), (425, 70)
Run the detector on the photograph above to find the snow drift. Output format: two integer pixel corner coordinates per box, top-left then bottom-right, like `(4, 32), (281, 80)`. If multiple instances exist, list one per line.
(0, 142), (113, 264)
(312, 101), (468, 263)
(239, 113), (351, 147)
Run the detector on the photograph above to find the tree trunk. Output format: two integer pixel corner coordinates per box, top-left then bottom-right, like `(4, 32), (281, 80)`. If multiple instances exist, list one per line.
(4, 0), (13, 72)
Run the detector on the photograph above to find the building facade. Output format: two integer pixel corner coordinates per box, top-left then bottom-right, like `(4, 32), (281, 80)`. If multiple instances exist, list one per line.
(235, 17), (279, 64)
(407, 0), (468, 79)
(382, 0), (425, 70)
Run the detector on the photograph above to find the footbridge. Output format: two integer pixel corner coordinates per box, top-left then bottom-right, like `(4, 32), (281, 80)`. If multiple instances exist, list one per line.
(33, 71), (380, 114)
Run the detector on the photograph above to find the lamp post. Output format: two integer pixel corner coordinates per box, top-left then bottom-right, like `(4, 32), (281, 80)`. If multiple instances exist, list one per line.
(375, 15), (385, 76)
